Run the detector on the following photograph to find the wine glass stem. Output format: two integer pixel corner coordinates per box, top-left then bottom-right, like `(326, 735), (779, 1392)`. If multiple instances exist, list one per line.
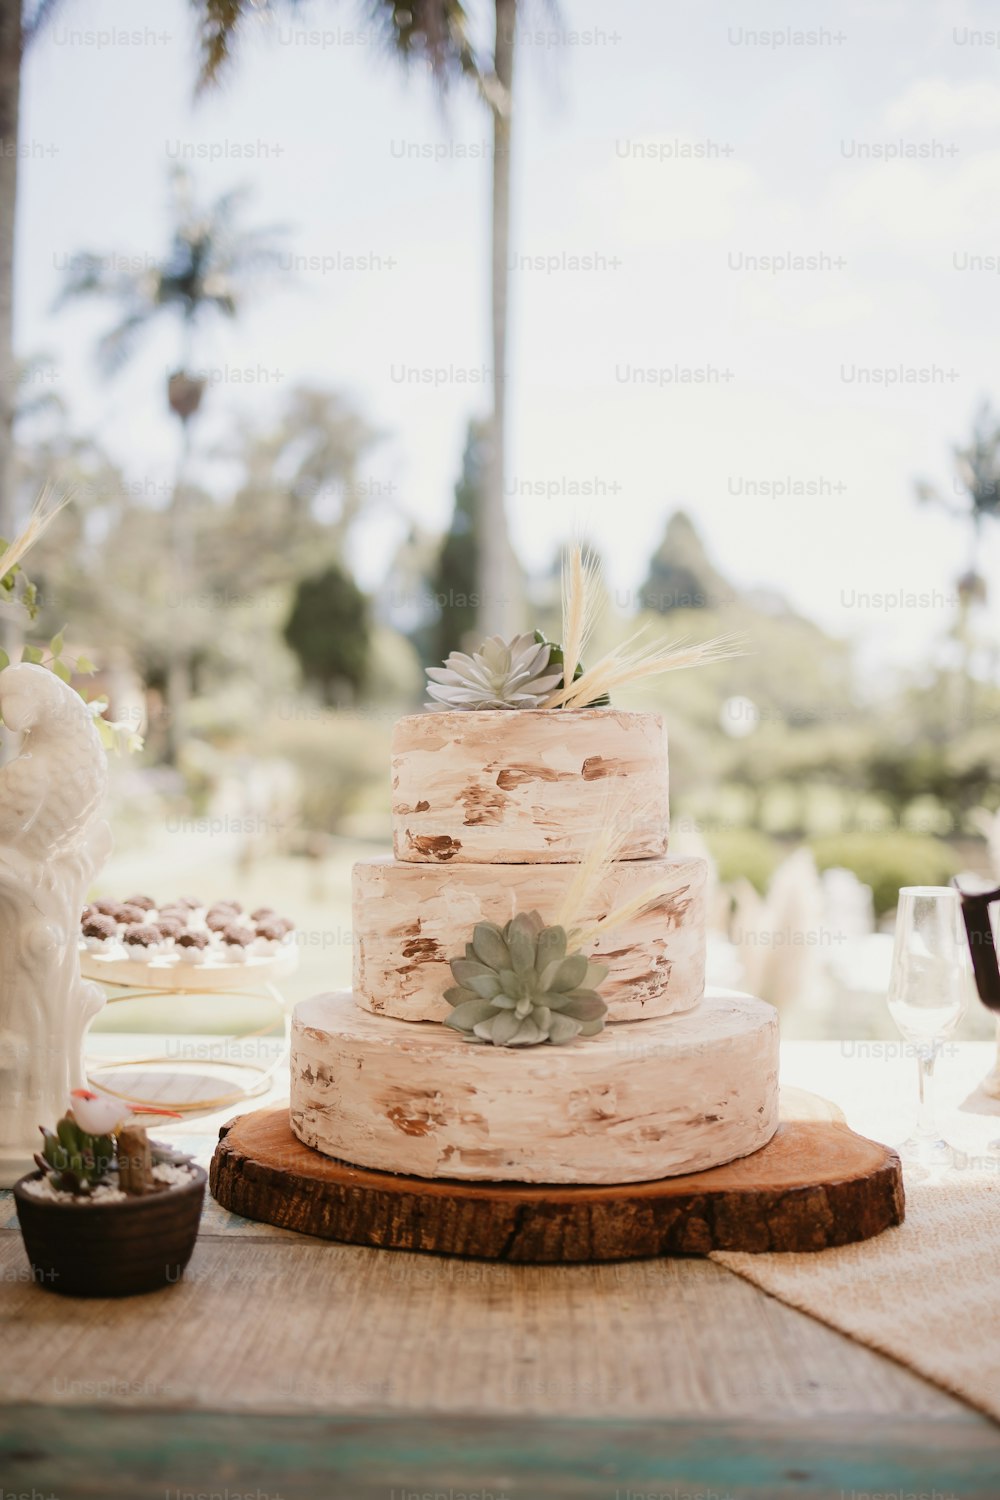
(915, 1046), (939, 1139)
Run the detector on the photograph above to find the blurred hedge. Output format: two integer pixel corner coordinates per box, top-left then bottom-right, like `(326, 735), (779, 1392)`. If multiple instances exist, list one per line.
(808, 832), (959, 916)
(705, 828), (783, 893)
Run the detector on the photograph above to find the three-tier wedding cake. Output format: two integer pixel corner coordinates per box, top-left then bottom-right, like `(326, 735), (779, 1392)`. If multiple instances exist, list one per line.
(290, 595), (779, 1187)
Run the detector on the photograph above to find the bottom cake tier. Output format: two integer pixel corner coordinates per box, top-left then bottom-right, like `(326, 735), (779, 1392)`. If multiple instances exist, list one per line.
(290, 990), (779, 1185)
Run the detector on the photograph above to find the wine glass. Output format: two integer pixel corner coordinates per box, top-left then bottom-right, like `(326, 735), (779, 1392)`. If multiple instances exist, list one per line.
(886, 886), (972, 1173)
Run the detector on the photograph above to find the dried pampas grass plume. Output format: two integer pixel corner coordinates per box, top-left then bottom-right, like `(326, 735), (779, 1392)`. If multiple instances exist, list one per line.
(547, 625), (744, 710)
(554, 793), (681, 946)
(545, 539), (744, 709)
(559, 542), (602, 694)
(0, 486), (69, 583)
(573, 871), (684, 948)
(553, 800), (625, 934)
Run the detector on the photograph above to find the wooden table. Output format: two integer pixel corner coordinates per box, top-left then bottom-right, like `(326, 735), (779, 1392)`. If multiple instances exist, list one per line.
(2, 1039), (999, 1499)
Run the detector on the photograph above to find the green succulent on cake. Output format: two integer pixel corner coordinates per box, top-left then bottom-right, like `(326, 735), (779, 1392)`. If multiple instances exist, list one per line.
(426, 633), (562, 710)
(443, 911), (609, 1046)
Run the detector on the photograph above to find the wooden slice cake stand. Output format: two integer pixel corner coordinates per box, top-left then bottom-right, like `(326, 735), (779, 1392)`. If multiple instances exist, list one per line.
(210, 1089), (904, 1262)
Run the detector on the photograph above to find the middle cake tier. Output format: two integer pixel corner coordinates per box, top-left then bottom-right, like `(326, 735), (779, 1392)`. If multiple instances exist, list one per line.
(354, 853), (707, 1023)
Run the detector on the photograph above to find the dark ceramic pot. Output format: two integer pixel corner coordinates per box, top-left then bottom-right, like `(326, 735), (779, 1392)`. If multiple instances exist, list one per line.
(13, 1166), (206, 1297)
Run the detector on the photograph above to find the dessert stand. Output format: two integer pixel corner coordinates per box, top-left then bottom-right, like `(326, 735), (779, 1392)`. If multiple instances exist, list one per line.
(83, 947), (297, 1114)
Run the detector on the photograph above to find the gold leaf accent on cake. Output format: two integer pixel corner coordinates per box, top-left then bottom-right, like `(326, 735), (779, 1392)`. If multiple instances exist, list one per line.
(406, 834), (463, 860)
(495, 764), (574, 790)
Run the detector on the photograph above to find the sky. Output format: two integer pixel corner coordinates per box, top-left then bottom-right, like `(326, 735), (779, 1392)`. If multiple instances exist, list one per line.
(15, 0), (1000, 673)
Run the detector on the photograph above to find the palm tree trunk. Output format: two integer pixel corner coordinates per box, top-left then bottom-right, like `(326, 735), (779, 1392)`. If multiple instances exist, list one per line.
(958, 513), (983, 726)
(165, 412), (196, 763)
(480, 0), (517, 639)
(0, 0), (21, 552)
(0, 0), (21, 744)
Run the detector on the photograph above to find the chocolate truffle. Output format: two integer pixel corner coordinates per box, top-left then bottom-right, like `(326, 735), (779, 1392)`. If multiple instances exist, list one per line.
(82, 913), (117, 942)
(157, 905), (190, 925)
(123, 923), (160, 950)
(255, 918), (288, 943)
(176, 930), (209, 952)
(222, 924), (253, 949)
(116, 903), (147, 926)
(154, 916), (184, 941)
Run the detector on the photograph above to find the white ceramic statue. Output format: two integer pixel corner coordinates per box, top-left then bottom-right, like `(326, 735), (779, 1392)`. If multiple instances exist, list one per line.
(0, 664), (111, 1185)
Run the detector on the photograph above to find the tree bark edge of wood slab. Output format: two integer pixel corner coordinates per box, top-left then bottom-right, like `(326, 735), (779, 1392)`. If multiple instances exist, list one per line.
(209, 1108), (904, 1262)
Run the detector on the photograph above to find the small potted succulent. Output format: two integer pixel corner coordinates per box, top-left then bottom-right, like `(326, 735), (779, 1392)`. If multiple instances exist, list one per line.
(13, 1089), (206, 1297)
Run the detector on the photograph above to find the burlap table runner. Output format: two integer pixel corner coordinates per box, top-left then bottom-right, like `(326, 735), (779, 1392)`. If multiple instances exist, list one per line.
(713, 1164), (1000, 1422)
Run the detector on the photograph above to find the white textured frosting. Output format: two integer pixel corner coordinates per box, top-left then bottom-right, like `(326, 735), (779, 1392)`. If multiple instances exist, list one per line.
(391, 709), (669, 864)
(291, 990), (779, 1185)
(353, 853), (706, 1023)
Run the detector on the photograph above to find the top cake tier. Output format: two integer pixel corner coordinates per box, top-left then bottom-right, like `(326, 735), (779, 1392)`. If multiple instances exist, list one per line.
(391, 708), (669, 864)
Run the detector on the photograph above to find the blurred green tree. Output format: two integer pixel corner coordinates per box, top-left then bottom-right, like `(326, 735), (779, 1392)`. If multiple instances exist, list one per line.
(917, 401), (1000, 591)
(620, 517), (861, 822)
(0, 0), (26, 551)
(639, 512), (733, 614)
(809, 832), (958, 917)
(214, 385), (383, 589)
(430, 418), (486, 661)
(55, 167), (288, 753)
(18, 382), (381, 754)
(284, 562), (371, 704)
(916, 402), (1000, 725)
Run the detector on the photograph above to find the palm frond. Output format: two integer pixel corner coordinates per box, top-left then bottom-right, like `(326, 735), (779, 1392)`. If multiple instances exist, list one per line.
(96, 310), (158, 376)
(362, 0), (483, 88)
(208, 293), (239, 319)
(14, 357), (66, 425)
(191, 0), (256, 92)
(204, 182), (255, 231)
(52, 252), (120, 307)
(22, 0), (65, 45)
(56, 162), (288, 376)
(228, 223), (293, 258)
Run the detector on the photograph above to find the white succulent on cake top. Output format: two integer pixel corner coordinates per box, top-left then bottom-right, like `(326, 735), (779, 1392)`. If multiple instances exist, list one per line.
(426, 633), (563, 710)
(424, 545), (742, 714)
